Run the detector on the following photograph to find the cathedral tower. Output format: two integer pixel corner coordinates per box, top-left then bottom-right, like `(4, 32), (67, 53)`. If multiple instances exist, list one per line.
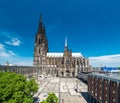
(33, 15), (90, 77)
(33, 15), (48, 69)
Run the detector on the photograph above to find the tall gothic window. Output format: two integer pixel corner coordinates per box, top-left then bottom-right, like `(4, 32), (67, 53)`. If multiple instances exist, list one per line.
(39, 38), (41, 44)
(39, 49), (40, 54)
(66, 58), (69, 65)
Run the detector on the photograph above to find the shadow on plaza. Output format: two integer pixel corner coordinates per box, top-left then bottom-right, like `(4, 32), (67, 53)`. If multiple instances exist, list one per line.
(80, 92), (90, 103)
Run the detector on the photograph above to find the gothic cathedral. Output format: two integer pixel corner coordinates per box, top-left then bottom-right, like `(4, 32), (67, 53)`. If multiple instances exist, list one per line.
(34, 15), (90, 77)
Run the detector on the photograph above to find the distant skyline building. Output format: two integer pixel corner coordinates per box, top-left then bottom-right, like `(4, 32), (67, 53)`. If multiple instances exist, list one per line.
(33, 15), (90, 77)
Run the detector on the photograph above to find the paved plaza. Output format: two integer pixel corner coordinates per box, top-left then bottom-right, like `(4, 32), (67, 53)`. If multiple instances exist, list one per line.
(35, 77), (88, 103)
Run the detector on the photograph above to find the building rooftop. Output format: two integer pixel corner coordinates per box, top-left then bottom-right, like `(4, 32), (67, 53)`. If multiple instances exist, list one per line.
(90, 72), (120, 82)
(47, 52), (83, 57)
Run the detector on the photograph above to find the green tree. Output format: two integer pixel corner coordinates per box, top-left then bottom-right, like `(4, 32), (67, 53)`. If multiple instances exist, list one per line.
(118, 67), (120, 70)
(41, 93), (58, 103)
(40, 100), (48, 103)
(0, 72), (38, 103)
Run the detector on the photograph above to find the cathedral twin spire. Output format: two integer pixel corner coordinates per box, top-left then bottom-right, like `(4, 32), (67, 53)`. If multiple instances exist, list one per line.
(38, 14), (68, 53)
(39, 14), (67, 48)
(38, 14), (46, 35)
(35, 15), (48, 52)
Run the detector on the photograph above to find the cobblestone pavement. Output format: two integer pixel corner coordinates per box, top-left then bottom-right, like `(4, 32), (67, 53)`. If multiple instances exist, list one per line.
(37, 77), (88, 103)
(60, 78), (88, 103)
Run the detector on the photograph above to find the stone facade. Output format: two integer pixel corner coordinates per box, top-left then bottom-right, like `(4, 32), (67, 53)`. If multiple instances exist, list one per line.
(33, 15), (90, 77)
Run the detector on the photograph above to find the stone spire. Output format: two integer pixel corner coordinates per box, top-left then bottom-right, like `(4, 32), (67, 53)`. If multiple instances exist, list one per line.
(34, 15), (48, 67)
(64, 37), (68, 51)
(65, 37), (67, 48)
(43, 25), (46, 37)
(38, 14), (43, 34)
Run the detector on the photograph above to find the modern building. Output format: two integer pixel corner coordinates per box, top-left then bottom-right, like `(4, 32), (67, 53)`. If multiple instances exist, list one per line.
(101, 67), (117, 72)
(88, 73), (120, 103)
(33, 15), (90, 77)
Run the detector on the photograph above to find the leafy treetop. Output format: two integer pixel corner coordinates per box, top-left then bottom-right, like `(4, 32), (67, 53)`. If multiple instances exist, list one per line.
(0, 72), (38, 103)
(40, 93), (58, 103)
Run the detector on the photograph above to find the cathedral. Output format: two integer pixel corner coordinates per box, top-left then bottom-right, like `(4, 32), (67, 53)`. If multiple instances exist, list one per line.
(33, 15), (90, 77)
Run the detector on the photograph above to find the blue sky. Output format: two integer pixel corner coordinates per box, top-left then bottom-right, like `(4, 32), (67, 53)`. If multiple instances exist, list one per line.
(0, 0), (120, 67)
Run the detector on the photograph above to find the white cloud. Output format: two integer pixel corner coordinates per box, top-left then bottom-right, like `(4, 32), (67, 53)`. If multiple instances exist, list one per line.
(14, 58), (33, 66)
(0, 43), (4, 49)
(0, 43), (16, 58)
(5, 38), (21, 46)
(89, 54), (120, 67)
(8, 50), (16, 56)
(0, 44), (32, 66)
(0, 56), (33, 66)
(0, 31), (22, 46)
(0, 51), (12, 57)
